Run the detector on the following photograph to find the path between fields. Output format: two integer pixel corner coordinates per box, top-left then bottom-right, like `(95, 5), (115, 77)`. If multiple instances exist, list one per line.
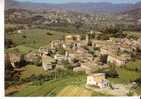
(86, 84), (137, 96)
(5, 83), (30, 96)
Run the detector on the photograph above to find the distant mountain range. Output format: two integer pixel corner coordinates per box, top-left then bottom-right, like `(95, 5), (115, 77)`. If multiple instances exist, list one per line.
(123, 8), (141, 20)
(5, 0), (141, 14)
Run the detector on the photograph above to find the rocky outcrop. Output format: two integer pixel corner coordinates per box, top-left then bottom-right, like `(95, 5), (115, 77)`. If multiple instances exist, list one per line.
(7, 51), (22, 68)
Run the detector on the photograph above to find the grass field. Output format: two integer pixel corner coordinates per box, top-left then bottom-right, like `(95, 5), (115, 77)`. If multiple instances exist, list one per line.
(108, 60), (141, 84)
(109, 68), (141, 84)
(13, 74), (86, 96)
(57, 85), (92, 96)
(108, 61), (141, 95)
(7, 28), (71, 49)
(20, 65), (47, 79)
(125, 60), (141, 71)
(123, 31), (141, 40)
(6, 45), (37, 54)
(12, 73), (110, 96)
(136, 86), (141, 95)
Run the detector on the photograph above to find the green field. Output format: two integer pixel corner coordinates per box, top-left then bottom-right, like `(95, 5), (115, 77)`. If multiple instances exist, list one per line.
(123, 31), (141, 40)
(13, 74), (86, 96)
(57, 85), (92, 96)
(12, 73), (110, 96)
(7, 28), (71, 49)
(20, 65), (48, 79)
(6, 28), (79, 55)
(6, 45), (37, 54)
(5, 25), (141, 96)
(108, 59), (141, 84)
(109, 67), (141, 84)
(108, 60), (141, 95)
(125, 60), (141, 71)
(136, 86), (141, 95)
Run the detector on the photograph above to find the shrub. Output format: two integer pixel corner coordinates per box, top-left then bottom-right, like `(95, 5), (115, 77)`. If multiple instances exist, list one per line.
(46, 32), (53, 36)
(105, 66), (119, 78)
(22, 35), (27, 39)
(127, 91), (134, 96)
(134, 77), (141, 85)
(63, 60), (73, 70)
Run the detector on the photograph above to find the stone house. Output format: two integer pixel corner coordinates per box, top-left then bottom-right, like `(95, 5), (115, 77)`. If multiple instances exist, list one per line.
(73, 67), (85, 72)
(100, 45), (120, 55)
(119, 38), (138, 52)
(54, 54), (66, 64)
(87, 73), (109, 88)
(81, 61), (98, 74)
(65, 35), (81, 44)
(50, 40), (63, 49)
(107, 55), (128, 66)
(39, 47), (49, 56)
(42, 54), (56, 71)
(63, 35), (81, 51)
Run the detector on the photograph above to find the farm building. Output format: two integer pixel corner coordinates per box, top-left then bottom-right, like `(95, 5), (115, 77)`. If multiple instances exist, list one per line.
(107, 55), (128, 66)
(87, 73), (109, 88)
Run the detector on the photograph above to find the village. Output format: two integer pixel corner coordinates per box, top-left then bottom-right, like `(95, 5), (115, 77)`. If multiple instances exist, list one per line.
(6, 28), (141, 96)
(4, 0), (141, 96)
(40, 32), (138, 71)
(35, 31), (140, 95)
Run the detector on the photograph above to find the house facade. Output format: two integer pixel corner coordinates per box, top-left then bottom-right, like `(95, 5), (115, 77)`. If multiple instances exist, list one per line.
(42, 54), (55, 71)
(107, 55), (127, 66)
(87, 73), (109, 88)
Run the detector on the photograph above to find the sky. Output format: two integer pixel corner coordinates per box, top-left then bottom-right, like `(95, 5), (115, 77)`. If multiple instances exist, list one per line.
(16, 0), (141, 4)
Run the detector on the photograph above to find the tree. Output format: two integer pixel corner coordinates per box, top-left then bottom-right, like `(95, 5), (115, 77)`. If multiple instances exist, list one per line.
(64, 60), (73, 70)
(100, 26), (125, 39)
(5, 37), (15, 48)
(75, 21), (83, 30)
(22, 35), (27, 39)
(105, 65), (119, 78)
(134, 77), (141, 85)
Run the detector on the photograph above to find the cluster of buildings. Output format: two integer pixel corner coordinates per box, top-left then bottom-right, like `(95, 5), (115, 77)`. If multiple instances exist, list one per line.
(39, 33), (139, 88)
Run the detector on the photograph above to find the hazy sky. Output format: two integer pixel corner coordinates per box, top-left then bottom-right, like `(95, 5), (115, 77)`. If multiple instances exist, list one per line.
(16, 0), (141, 4)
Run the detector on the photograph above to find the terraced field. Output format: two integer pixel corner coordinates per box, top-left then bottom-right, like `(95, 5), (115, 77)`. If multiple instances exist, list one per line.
(13, 74), (109, 96)
(13, 74), (86, 96)
(57, 85), (92, 96)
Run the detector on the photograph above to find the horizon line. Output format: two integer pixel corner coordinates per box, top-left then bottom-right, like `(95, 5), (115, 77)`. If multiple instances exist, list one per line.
(15, 0), (140, 4)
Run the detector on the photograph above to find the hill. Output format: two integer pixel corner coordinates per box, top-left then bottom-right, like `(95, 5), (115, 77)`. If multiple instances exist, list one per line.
(5, 0), (138, 13)
(122, 8), (141, 20)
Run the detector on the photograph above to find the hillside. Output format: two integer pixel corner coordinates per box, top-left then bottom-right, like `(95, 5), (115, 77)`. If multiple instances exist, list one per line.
(122, 8), (141, 20)
(5, 0), (141, 97)
(5, 0), (136, 13)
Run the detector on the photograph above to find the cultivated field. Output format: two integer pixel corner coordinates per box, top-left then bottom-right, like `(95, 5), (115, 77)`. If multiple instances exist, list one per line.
(57, 85), (92, 96)
(12, 73), (110, 96)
